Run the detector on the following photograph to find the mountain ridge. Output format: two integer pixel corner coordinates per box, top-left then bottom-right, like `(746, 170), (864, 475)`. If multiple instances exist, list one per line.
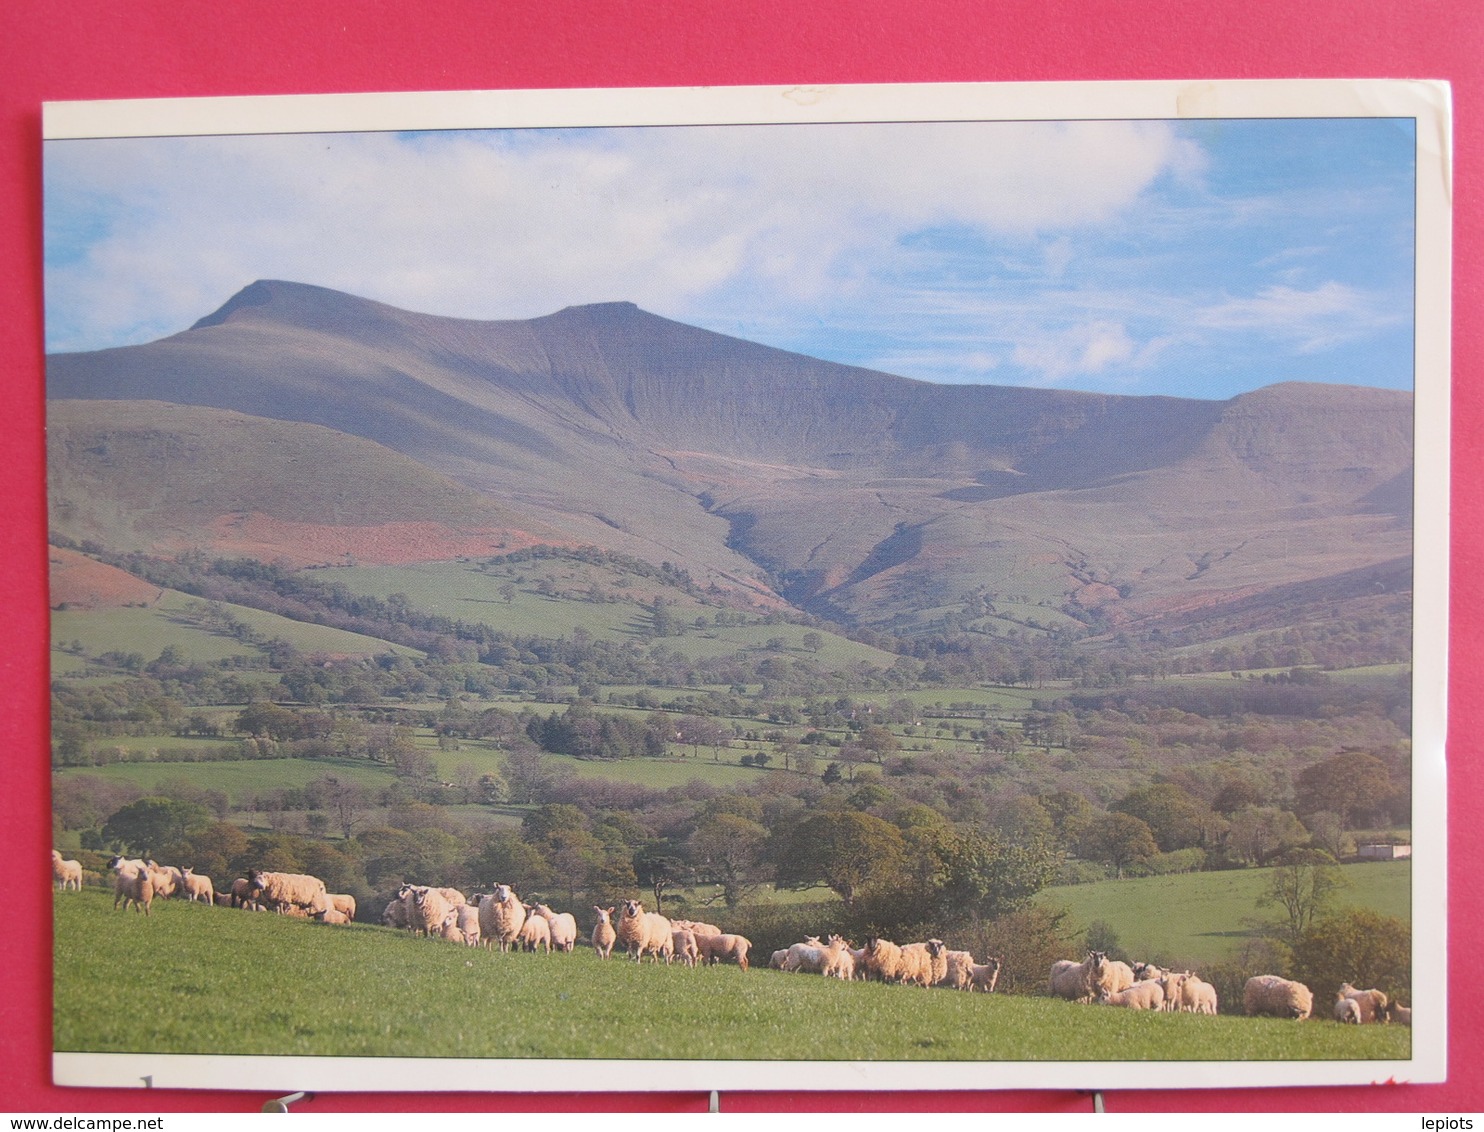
(47, 280), (1413, 634)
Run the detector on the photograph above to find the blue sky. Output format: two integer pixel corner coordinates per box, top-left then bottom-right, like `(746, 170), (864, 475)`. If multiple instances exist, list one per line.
(44, 116), (1416, 400)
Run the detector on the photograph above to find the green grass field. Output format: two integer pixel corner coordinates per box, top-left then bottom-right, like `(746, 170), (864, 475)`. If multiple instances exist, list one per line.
(53, 756), (400, 806)
(1039, 861), (1412, 967)
(53, 890), (1410, 1063)
(52, 588), (420, 667)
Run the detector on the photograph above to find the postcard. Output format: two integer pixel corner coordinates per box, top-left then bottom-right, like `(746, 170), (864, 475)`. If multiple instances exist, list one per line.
(44, 79), (1449, 1093)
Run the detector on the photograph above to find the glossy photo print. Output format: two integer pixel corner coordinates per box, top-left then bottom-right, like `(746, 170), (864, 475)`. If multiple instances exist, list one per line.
(43, 81), (1449, 1093)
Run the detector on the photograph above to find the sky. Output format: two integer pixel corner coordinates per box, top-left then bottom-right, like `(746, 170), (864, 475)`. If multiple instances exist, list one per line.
(43, 115), (1417, 400)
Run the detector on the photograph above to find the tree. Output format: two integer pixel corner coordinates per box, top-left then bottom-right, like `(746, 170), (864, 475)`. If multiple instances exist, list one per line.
(316, 775), (367, 840)
(1290, 908), (1411, 1006)
(102, 797), (211, 857)
(1294, 751), (1395, 828)
(633, 840), (691, 914)
(1259, 848), (1348, 944)
(1111, 782), (1217, 852)
(687, 813), (769, 908)
(1084, 812), (1158, 878)
(1225, 804), (1308, 865)
(773, 810), (905, 908)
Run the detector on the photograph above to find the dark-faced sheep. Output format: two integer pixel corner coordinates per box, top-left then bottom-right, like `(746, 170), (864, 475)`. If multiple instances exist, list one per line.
(1243, 975), (1314, 1020)
(616, 898), (673, 963)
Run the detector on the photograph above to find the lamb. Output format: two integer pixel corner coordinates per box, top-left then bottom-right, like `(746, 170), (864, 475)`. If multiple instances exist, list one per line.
(532, 904), (578, 953)
(1103, 978), (1166, 1010)
(671, 929), (700, 967)
(145, 861), (182, 900)
(940, 949), (978, 991)
(180, 867), (215, 904)
(1337, 982), (1389, 1024)
(781, 936), (826, 974)
(1243, 975), (1314, 1020)
(1179, 973), (1219, 1015)
(615, 898), (673, 963)
(107, 856), (148, 910)
(1049, 951), (1104, 1003)
(1333, 996), (1363, 1024)
(316, 908), (351, 925)
(1157, 971), (1187, 1011)
(110, 857), (154, 915)
(695, 932), (751, 971)
(406, 886), (452, 938)
(821, 936), (856, 981)
(969, 958), (1003, 994)
(518, 908), (553, 953)
(326, 894), (356, 922)
(863, 937), (907, 983)
(1388, 1004), (1412, 1026)
(229, 877), (261, 909)
(1132, 962), (1166, 982)
(769, 948), (790, 970)
(898, 939), (949, 989)
(452, 905), (481, 947)
(250, 870), (329, 916)
(52, 850), (83, 891)
(477, 884), (527, 952)
(591, 906), (617, 959)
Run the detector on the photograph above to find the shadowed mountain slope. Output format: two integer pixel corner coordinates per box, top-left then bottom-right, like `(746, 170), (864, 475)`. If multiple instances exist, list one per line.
(47, 280), (1413, 631)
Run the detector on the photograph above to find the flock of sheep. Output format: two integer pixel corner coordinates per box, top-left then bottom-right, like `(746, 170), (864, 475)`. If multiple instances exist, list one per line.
(67, 852), (1408, 1026)
(1046, 949), (1411, 1026)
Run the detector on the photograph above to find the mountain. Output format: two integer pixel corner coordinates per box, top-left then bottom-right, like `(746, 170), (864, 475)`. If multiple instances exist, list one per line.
(47, 280), (1413, 635)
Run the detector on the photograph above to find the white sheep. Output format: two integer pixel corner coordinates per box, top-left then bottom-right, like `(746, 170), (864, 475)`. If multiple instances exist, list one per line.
(615, 898), (673, 963)
(863, 937), (907, 983)
(1334, 995), (1363, 1024)
(145, 861), (183, 901)
(180, 867), (215, 904)
(695, 932), (751, 971)
(671, 929), (700, 967)
(327, 893), (357, 922)
(898, 939), (949, 989)
(591, 906), (617, 959)
(478, 884), (528, 952)
(407, 886), (452, 937)
(969, 958), (1003, 994)
(1049, 951), (1104, 1003)
(518, 907), (553, 953)
(940, 949), (978, 991)
(769, 948), (790, 970)
(1337, 982), (1389, 1024)
(1096, 958), (1136, 1000)
(1103, 978), (1166, 1010)
(821, 935), (856, 981)
(250, 870), (329, 916)
(109, 857), (154, 915)
(781, 936), (826, 974)
(1243, 975), (1314, 1020)
(1158, 971), (1187, 1012)
(533, 903), (578, 953)
(1180, 973), (1218, 1015)
(316, 908), (351, 925)
(52, 850), (83, 891)
(1388, 1003), (1412, 1026)
(670, 918), (723, 937)
(453, 904), (481, 947)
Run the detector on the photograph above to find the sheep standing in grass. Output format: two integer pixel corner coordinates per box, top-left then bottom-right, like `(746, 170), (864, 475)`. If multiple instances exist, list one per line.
(180, 868), (215, 905)
(1096, 958), (1136, 1000)
(898, 940), (949, 989)
(671, 929), (700, 968)
(1337, 983), (1389, 1024)
(229, 877), (262, 910)
(327, 894), (356, 922)
(452, 905), (481, 947)
(145, 862), (182, 901)
(1388, 1004), (1412, 1026)
(671, 918), (722, 938)
(1158, 971), (1187, 1012)
(941, 949), (978, 991)
(107, 856), (148, 910)
(533, 904), (578, 953)
(863, 937), (907, 983)
(251, 870), (329, 916)
(1243, 975), (1314, 1020)
(616, 899), (673, 963)
(1049, 952), (1104, 1003)
(1103, 979), (1165, 1010)
(518, 908), (553, 953)
(969, 958), (1003, 994)
(591, 906), (617, 959)
(821, 936), (856, 981)
(1179, 973), (1218, 1015)
(1334, 996), (1363, 1024)
(781, 936), (825, 974)
(383, 896), (410, 929)
(110, 857), (154, 915)
(52, 850), (83, 892)
(696, 932), (751, 971)
(478, 884), (527, 952)
(407, 886), (452, 938)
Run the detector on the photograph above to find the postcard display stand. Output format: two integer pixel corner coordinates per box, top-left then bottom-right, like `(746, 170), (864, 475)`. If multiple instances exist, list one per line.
(42, 79), (1450, 1105)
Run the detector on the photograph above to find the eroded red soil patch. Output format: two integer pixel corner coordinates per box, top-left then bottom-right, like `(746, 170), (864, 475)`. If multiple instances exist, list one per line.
(49, 546), (162, 609)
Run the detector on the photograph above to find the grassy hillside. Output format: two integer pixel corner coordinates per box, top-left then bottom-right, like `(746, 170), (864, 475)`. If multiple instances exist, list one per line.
(52, 587), (420, 668)
(54, 890), (1410, 1063)
(1039, 861), (1411, 967)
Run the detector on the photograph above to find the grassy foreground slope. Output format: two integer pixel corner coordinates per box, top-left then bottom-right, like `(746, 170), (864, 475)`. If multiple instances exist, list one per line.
(55, 892), (1408, 1063)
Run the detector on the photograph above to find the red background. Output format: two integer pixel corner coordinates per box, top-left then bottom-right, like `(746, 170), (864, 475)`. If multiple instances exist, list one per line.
(2, 0), (1478, 1113)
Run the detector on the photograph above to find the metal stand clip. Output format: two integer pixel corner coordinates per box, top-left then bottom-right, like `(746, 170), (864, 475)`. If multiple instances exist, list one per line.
(262, 1091), (313, 1113)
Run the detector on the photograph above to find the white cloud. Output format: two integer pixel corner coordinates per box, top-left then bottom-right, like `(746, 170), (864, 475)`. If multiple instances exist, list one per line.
(1194, 281), (1402, 353)
(45, 120), (1197, 352)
